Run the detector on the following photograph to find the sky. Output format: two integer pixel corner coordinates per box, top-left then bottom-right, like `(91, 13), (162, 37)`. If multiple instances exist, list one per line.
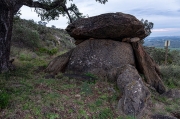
(20, 0), (180, 37)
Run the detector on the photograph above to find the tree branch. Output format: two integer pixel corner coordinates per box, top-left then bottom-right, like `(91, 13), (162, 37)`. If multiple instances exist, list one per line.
(22, 0), (73, 22)
(67, 7), (80, 19)
(63, 6), (73, 23)
(23, 0), (65, 11)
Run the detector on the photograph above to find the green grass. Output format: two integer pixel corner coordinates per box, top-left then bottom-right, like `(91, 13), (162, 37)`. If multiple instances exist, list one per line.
(0, 90), (10, 109)
(1, 22), (180, 118)
(1, 47), (180, 119)
(0, 54), (121, 118)
(160, 65), (180, 88)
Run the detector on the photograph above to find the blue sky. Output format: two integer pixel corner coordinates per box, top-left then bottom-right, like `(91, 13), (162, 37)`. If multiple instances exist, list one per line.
(20, 0), (180, 37)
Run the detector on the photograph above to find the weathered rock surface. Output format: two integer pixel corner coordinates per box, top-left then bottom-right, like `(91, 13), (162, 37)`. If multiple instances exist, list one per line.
(66, 12), (147, 41)
(45, 50), (73, 75)
(132, 42), (166, 94)
(65, 39), (135, 81)
(117, 65), (151, 117)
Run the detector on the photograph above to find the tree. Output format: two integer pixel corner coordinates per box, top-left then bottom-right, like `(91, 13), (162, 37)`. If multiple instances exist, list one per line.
(140, 19), (154, 44)
(141, 19), (154, 36)
(0, 0), (108, 73)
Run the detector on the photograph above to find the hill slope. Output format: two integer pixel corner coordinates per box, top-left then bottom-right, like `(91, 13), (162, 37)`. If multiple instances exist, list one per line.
(12, 19), (75, 53)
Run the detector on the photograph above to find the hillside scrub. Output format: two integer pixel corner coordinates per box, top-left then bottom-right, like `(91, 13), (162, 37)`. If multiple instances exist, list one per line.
(11, 19), (75, 56)
(145, 47), (180, 65)
(160, 65), (180, 88)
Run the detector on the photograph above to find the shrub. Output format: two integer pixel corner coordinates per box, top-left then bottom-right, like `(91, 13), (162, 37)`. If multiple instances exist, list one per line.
(145, 47), (180, 65)
(47, 48), (58, 55)
(19, 53), (32, 61)
(12, 24), (41, 49)
(38, 47), (58, 55)
(170, 50), (180, 65)
(0, 90), (10, 109)
(160, 65), (180, 88)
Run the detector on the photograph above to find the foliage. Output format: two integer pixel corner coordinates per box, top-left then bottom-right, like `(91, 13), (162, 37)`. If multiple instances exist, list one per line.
(170, 50), (180, 65)
(0, 90), (10, 109)
(33, 0), (108, 23)
(12, 24), (41, 49)
(145, 47), (180, 65)
(38, 47), (58, 55)
(13, 10), (21, 23)
(160, 65), (180, 88)
(141, 19), (154, 36)
(19, 53), (33, 61)
(84, 72), (98, 83)
(140, 19), (154, 44)
(11, 19), (75, 53)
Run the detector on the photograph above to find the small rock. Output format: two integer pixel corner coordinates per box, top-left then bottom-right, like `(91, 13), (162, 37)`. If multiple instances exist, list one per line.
(107, 87), (116, 93)
(75, 94), (81, 98)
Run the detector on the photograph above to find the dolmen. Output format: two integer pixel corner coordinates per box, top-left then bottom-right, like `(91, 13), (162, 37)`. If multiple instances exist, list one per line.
(45, 12), (166, 118)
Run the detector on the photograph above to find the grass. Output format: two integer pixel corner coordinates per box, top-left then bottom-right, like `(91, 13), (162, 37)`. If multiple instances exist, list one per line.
(0, 48), (180, 119)
(1, 21), (180, 118)
(0, 50), (122, 118)
(160, 65), (180, 89)
(0, 76), (120, 118)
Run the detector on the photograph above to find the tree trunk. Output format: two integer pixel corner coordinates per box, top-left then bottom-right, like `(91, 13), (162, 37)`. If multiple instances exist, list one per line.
(132, 42), (166, 94)
(0, 5), (14, 73)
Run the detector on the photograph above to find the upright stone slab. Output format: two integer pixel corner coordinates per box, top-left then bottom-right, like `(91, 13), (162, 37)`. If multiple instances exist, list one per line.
(132, 42), (166, 94)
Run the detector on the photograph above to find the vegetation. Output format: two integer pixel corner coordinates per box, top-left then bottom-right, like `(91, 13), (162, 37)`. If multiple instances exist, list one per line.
(145, 47), (180, 65)
(0, 55), (121, 118)
(0, 19), (180, 118)
(141, 19), (154, 36)
(12, 18), (75, 56)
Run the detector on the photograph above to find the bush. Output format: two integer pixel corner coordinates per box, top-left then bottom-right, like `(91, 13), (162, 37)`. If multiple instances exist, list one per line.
(170, 50), (180, 65)
(38, 47), (58, 55)
(145, 47), (180, 65)
(0, 90), (10, 109)
(19, 53), (32, 61)
(12, 24), (41, 49)
(160, 65), (180, 88)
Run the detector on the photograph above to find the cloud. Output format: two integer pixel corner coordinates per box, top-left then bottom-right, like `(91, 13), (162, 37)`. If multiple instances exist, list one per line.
(152, 28), (180, 32)
(151, 28), (180, 36)
(127, 8), (180, 17)
(20, 0), (180, 36)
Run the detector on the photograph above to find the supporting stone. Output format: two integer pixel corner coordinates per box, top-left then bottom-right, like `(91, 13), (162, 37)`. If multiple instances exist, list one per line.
(131, 42), (166, 94)
(45, 49), (73, 75)
(117, 64), (151, 117)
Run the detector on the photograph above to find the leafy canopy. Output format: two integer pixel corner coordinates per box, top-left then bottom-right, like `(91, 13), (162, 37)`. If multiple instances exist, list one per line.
(30, 0), (108, 23)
